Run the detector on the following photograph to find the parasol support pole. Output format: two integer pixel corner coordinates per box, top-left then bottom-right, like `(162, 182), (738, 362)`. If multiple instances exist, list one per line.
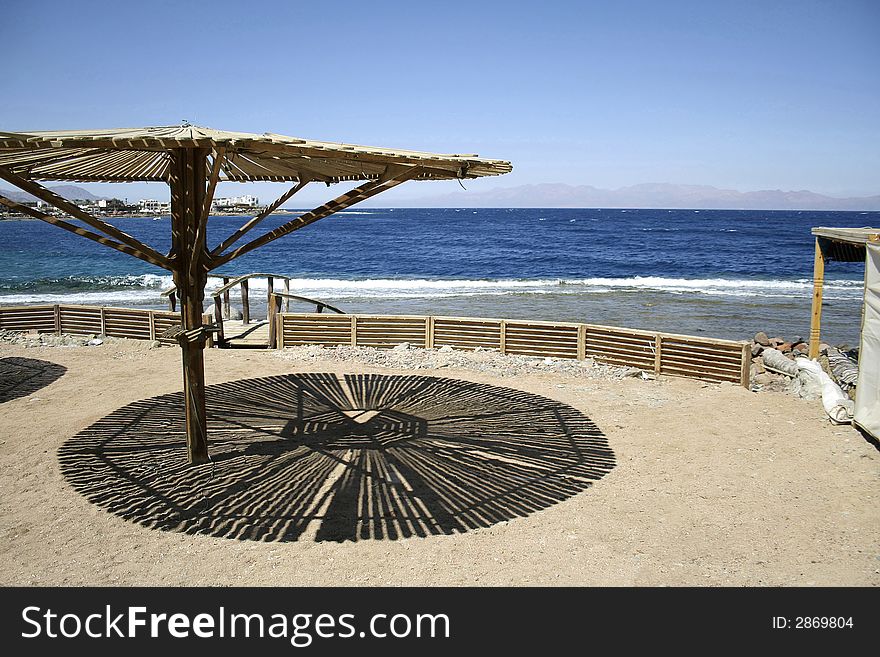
(809, 237), (825, 360)
(169, 147), (210, 465)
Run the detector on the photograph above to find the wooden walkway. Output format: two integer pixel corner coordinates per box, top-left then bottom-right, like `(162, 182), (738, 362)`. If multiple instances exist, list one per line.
(221, 319), (270, 347)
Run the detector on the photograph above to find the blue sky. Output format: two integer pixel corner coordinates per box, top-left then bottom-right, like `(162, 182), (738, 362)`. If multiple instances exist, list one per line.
(2, 0), (878, 203)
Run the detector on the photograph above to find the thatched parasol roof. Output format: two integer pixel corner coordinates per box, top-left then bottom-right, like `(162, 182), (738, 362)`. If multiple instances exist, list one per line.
(0, 124), (512, 183)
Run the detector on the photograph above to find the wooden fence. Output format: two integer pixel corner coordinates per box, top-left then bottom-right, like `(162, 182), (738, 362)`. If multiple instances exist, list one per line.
(0, 304), (206, 345)
(0, 304), (750, 386)
(278, 313), (750, 387)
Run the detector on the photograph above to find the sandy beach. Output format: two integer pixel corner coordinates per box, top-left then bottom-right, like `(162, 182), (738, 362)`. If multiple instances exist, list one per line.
(0, 337), (877, 587)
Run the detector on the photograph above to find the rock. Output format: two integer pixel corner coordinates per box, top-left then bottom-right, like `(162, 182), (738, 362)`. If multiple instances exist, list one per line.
(791, 336), (805, 346)
(621, 367), (644, 378)
(149, 340), (162, 349)
(770, 337), (785, 346)
(792, 343), (809, 355)
(86, 338), (103, 346)
(751, 358), (765, 374)
(543, 357), (554, 365)
(392, 342), (410, 351)
(750, 343), (764, 357)
(777, 342), (792, 353)
(438, 345), (453, 353)
(754, 332), (770, 346)
(754, 372), (777, 385)
(230, 309), (243, 320)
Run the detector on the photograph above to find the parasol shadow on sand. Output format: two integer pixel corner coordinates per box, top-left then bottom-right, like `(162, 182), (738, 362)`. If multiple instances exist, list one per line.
(58, 374), (615, 542)
(0, 356), (67, 403)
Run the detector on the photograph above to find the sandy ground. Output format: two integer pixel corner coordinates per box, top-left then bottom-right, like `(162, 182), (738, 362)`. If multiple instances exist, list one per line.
(0, 338), (877, 587)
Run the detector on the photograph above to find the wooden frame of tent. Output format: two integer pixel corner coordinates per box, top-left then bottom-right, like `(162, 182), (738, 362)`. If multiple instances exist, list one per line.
(0, 125), (511, 464)
(809, 226), (880, 358)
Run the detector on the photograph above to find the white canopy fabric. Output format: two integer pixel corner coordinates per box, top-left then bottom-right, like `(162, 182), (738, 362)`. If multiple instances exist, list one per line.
(855, 242), (880, 440)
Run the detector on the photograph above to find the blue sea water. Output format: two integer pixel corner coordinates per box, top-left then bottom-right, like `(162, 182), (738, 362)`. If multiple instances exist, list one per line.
(0, 208), (875, 345)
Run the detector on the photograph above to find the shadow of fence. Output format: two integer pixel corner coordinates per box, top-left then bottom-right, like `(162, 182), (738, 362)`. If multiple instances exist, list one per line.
(59, 373), (615, 542)
(0, 357), (67, 403)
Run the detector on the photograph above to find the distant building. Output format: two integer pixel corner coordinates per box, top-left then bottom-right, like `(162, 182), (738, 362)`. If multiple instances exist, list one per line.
(133, 195), (259, 215)
(212, 195), (260, 210)
(98, 198), (127, 210)
(138, 199), (171, 214)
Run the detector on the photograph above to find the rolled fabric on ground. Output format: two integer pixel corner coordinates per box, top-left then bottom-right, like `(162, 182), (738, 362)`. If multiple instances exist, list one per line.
(761, 348), (799, 377)
(825, 346), (859, 390)
(795, 358), (854, 424)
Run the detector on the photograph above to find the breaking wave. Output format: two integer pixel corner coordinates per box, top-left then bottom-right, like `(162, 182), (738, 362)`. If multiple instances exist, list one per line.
(0, 274), (863, 305)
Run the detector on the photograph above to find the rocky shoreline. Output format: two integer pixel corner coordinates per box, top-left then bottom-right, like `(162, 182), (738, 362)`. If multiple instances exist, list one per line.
(747, 331), (858, 398)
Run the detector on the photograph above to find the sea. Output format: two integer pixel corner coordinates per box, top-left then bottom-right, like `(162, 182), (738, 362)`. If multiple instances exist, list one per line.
(1, 208), (875, 346)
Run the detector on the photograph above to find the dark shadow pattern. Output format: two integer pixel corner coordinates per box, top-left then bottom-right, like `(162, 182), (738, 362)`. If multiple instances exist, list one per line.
(0, 357), (67, 403)
(59, 374), (615, 542)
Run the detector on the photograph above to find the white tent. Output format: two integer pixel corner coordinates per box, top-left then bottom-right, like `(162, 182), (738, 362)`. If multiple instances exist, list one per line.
(855, 242), (880, 440)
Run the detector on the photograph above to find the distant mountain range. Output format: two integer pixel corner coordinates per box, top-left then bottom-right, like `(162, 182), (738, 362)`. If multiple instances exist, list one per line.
(390, 182), (880, 210)
(0, 184), (101, 203)
(3, 181), (879, 211)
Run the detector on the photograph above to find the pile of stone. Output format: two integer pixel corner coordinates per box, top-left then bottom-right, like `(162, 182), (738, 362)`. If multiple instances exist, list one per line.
(748, 331), (858, 399)
(749, 332), (809, 390)
(749, 331), (812, 359)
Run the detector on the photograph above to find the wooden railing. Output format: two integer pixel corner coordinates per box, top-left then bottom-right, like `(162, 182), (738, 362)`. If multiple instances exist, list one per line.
(276, 313), (751, 387)
(267, 292), (344, 349)
(163, 272), (299, 324)
(0, 304), (212, 345)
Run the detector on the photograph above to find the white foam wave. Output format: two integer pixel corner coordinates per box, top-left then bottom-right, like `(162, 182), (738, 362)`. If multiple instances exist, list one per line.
(0, 275), (863, 305)
(0, 290), (164, 304)
(216, 276), (863, 300)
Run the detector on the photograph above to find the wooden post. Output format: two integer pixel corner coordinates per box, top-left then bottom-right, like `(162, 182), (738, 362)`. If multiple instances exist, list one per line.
(222, 276), (230, 318)
(169, 147), (210, 465)
(426, 316), (434, 349)
(268, 293), (279, 348)
(54, 304), (61, 335)
(283, 278), (290, 312)
(203, 312), (214, 349)
(168, 291), (176, 312)
(500, 320), (507, 355)
(809, 238), (825, 359)
(267, 276), (274, 316)
(351, 315), (358, 346)
(241, 279), (250, 324)
(577, 324), (586, 360)
(99, 307), (106, 336)
(741, 342), (751, 388)
(214, 296), (225, 345)
(654, 334), (663, 375)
